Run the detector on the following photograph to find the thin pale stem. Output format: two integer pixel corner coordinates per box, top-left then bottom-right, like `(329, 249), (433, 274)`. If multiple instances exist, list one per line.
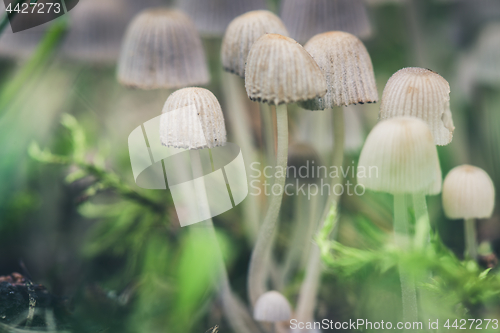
(295, 107), (345, 324)
(280, 193), (309, 285)
(394, 194), (418, 327)
(464, 218), (477, 260)
(190, 151), (261, 333)
(412, 193), (430, 249)
(221, 71), (260, 243)
(248, 104), (288, 306)
(260, 103), (276, 167)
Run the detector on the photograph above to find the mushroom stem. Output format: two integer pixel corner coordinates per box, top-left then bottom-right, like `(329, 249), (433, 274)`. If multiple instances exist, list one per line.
(413, 193), (430, 247)
(221, 71), (261, 243)
(294, 106), (345, 324)
(248, 104), (289, 306)
(260, 103), (276, 166)
(190, 151), (261, 333)
(464, 218), (477, 260)
(394, 194), (419, 326)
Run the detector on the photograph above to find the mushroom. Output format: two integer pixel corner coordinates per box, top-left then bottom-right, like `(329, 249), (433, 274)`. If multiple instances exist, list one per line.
(379, 67), (452, 234)
(160, 87), (259, 333)
(254, 291), (292, 332)
(379, 67), (455, 146)
(176, 0), (267, 37)
(442, 165), (495, 260)
(245, 33), (326, 306)
(220, 10), (289, 241)
(295, 30), (378, 327)
(117, 9), (209, 90)
(358, 117), (441, 324)
(280, 0), (372, 44)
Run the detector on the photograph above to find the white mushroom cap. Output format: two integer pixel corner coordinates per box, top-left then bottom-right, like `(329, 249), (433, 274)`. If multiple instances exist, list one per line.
(300, 31), (378, 109)
(160, 88), (227, 149)
(253, 291), (292, 322)
(280, 0), (372, 44)
(118, 9), (209, 90)
(177, 0), (267, 37)
(358, 117), (441, 194)
(222, 10), (289, 78)
(442, 165), (495, 219)
(379, 67), (455, 146)
(245, 34), (327, 105)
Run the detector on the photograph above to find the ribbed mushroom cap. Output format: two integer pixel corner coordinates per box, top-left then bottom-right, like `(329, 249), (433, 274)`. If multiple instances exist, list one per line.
(61, 0), (128, 63)
(222, 11), (289, 78)
(118, 9), (209, 90)
(253, 291), (292, 322)
(280, 0), (372, 44)
(471, 23), (500, 86)
(300, 31), (378, 109)
(442, 165), (495, 219)
(160, 88), (227, 149)
(176, 0), (267, 37)
(379, 68), (454, 146)
(245, 34), (327, 105)
(358, 117), (441, 194)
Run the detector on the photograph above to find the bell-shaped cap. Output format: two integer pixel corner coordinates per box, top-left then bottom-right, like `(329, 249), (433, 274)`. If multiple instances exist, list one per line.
(160, 88), (227, 149)
(253, 291), (292, 322)
(176, 0), (267, 37)
(379, 68), (455, 146)
(280, 0), (372, 44)
(222, 10), (289, 78)
(118, 9), (209, 90)
(442, 165), (495, 219)
(300, 31), (378, 109)
(358, 117), (441, 194)
(61, 0), (129, 63)
(245, 34), (327, 105)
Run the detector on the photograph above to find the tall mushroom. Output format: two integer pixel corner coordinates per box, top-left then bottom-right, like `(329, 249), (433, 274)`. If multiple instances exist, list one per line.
(245, 33), (326, 305)
(160, 87), (259, 333)
(295, 31), (378, 327)
(220, 10), (289, 241)
(442, 165), (495, 260)
(358, 117), (441, 326)
(379, 67), (453, 234)
(254, 291), (292, 333)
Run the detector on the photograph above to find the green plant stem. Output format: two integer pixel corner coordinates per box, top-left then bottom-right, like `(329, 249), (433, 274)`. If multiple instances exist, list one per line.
(221, 71), (260, 243)
(394, 194), (418, 327)
(0, 18), (67, 117)
(248, 104), (288, 306)
(294, 106), (345, 323)
(464, 218), (477, 260)
(190, 150), (260, 333)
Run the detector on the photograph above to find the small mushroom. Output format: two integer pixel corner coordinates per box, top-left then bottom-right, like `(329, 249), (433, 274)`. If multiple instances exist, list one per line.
(254, 291), (292, 332)
(442, 165), (495, 260)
